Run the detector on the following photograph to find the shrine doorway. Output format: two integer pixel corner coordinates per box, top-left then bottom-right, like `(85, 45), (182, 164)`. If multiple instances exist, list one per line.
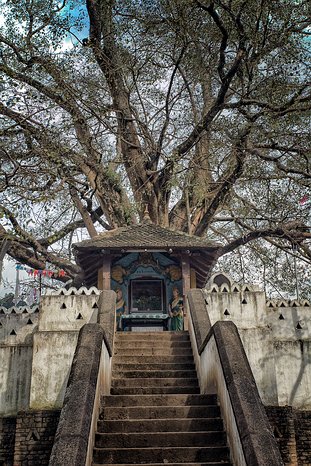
(129, 278), (166, 314)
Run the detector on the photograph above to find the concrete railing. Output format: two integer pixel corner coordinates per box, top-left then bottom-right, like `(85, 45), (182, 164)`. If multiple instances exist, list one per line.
(49, 291), (116, 466)
(187, 289), (284, 466)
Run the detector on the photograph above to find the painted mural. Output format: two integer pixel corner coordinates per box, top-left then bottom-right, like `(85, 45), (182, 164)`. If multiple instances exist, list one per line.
(111, 252), (183, 315)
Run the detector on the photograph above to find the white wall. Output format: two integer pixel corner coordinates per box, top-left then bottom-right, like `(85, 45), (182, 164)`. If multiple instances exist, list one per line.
(29, 288), (100, 410)
(205, 275), (311, 409)
(187, 312), (247, 466)
(1, 277), (311, 414)
(0, 306), (39, 415)
(0, 288), (101, 415)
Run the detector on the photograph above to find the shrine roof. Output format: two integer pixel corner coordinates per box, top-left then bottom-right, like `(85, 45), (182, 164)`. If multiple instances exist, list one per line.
(73, 223), (218, 251)
(73, 223), (220, 288)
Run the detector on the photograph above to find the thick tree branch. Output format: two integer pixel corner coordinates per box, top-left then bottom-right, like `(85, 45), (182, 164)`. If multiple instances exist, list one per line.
(195, 1), (228, 82)
(193, 121), (252, 236)
(249, 147), (311, 179)
(0, 205), (44, 253)
(156, 45), (187, 162)
(218, 223), (311, 258)
(69, 187), (98, 238)
(86, 0), (154, 219)
(0, 226), (81, 282)
(224, 86), (311, 116)
(0, 102), (132, 227)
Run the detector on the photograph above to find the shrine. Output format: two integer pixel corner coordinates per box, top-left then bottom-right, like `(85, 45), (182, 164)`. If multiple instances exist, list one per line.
(1, 225), (311, 465)
(73, 220), (218, 330)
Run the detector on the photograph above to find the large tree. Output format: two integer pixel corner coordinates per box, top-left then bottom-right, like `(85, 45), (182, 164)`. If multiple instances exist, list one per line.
(0, 0), (310, 293)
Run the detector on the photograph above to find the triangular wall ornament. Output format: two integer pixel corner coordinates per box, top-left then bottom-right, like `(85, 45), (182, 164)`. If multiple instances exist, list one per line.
(224, 309), (230, 316)
(296, 322), (303, 330)
(10, 329), (17, 336)
(60, 303), (67, 309)
(233, 287), (239, 292)
(92, 302), (98, 309)
(26, 429), (40, 441)
(242, 299), (247, 305)
(27, 319), (33, 325)
(76, 313), (83, 320)
(279, 314), (285, 320)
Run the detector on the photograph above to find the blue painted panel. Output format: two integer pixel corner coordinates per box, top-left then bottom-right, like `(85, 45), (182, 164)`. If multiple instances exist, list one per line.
(111, 252), (182, 314)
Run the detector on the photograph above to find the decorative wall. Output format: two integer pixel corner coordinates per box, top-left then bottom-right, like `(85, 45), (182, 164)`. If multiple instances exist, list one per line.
(205, 273), (311, 409)
(0, 305), (39, 415)
(0, 287), (101, 415)
(1, 278), (311, 412)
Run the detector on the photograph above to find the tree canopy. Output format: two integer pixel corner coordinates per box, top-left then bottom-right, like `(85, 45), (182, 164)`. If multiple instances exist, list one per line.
(0, 0), (310, 295)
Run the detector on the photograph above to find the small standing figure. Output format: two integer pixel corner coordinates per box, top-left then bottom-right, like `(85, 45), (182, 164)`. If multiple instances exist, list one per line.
(169, 286), (183, 331)
(115, 288), (126, 331)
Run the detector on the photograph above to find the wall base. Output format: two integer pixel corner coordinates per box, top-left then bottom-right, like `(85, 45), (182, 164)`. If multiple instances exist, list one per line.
(266, 406), (311, 466)
(0, 410), (60, 466)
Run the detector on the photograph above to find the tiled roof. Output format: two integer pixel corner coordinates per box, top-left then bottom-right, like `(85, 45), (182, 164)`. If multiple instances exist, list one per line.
(73, 223), (220, 289)
(73, 223), (217, 251)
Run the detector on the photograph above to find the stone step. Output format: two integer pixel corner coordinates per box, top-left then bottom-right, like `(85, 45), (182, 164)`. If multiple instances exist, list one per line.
(115, 330), (189, 340)
(110, 386), (200, 395)
(115, 331), (190, 338)
(112, 362), (196, 371)
(112, 370), (197, 379)
(115, 331), (190, 340)
(93, 446), (230, 464)
(97, 418), (224, 433)
(93, 463), (231, 466)
(95, 431), (227, 448)
(102, 394), (218, 407)
(100, 405), (220, 420)
(93, 330), (232, 466)
(111, 378), (198, 388)
(113, 348), (193, 356)
(93, 461), (232, 466)
(113, 355), (195, 364)
(114, 341), (192, 349)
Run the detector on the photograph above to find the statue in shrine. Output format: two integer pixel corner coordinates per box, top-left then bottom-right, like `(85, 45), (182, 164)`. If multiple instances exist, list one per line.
(169, 286), (183, 331)
(115, 288), (126, 331)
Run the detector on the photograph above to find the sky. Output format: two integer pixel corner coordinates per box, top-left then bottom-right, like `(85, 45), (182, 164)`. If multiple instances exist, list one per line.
(0, 258), (27, 299)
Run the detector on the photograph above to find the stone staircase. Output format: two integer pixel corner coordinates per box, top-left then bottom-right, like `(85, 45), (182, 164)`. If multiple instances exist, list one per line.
(93, 331), (232, 466)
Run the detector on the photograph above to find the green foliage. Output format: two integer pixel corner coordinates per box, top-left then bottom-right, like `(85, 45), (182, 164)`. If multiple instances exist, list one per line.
(0, 0), (310, 296)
